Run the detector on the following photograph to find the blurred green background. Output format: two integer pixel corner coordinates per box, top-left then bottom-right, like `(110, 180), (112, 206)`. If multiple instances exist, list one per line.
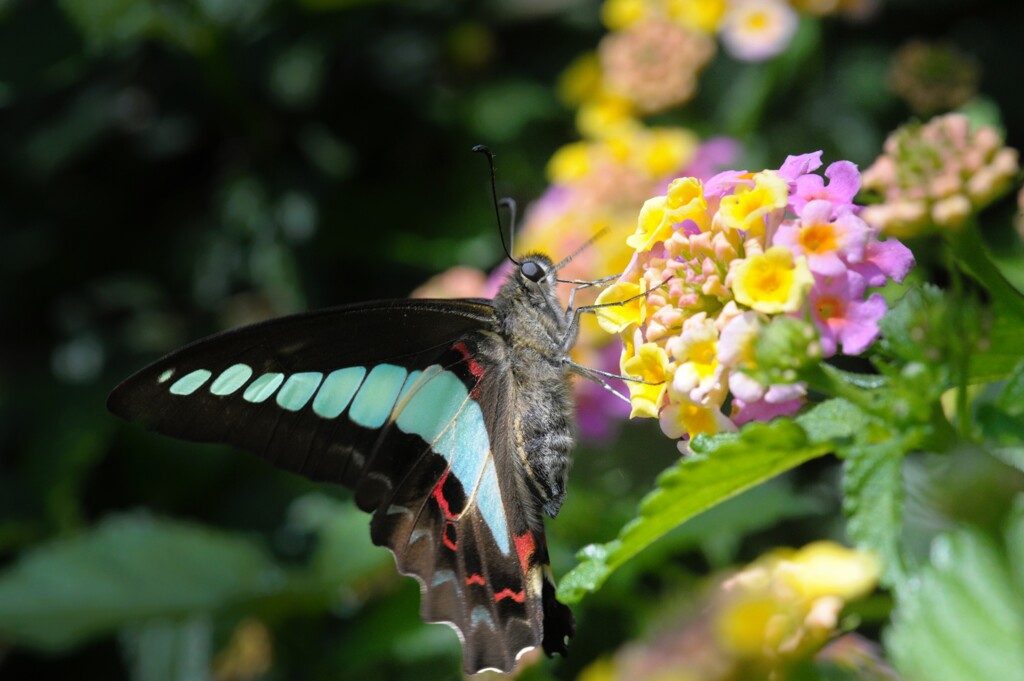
(1, 1), (1023, 680)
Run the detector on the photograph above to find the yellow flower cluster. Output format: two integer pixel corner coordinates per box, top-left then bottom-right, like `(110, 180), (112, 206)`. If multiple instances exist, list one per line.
(861, 113), (1020, 237)
(577, 541), (881, 681)
(516, 121), (740, 441)
(586, 0), (878, 100)
(596, 170), (812, 440)
(713, 542), (880, 664)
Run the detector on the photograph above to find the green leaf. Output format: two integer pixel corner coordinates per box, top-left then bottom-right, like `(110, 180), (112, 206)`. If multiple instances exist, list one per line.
(842, 436), (911, 588)
(557, 411), (834, 604)
(946, 224), (1024, 321)
(885, 522), (1024, 681)
(285, 493), (391, 588)
(877, 285), (952, 370)
(1008, 498), (1024, 592)
(971, 308), (1024, 384)
(0, 513), (283, 651)
(996, 359), (1024, 415)
(58, 0), (213, 54)
(977, 359), (1024, 471)
(796, 397), (871, 446)
(119, 617), (213, 681)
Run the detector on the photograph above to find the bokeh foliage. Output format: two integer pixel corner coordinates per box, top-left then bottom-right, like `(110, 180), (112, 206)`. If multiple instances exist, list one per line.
(1, 1), (1023, 680)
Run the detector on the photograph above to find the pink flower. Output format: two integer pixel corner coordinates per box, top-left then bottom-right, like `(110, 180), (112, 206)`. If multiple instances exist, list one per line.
(732, 395), (805, 425)
(773, 200), (870, 276)
(850, 237), (916, 287)
(778, 151), (823, 182)
(679, 137), (742, 182)
(791, 161), (862, 214)
(808, 272), (887, 357)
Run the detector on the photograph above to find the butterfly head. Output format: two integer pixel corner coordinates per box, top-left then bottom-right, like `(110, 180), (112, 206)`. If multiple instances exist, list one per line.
(493, 253), (567, 339)
(510, 254), (559, 302)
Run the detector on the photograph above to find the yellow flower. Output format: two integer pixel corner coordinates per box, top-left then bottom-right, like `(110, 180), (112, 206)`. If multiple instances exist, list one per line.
(626, 182), (710, 252)
(601, 0), (648, 30)
(576, 94), (638, 139)
(557, 52), (603, 106)
(668, 316), (725, 404)
(595, 279), (647, 334)
(718, 170), (788, 236)
(546, 141), (593, 184)
(776, 542), (881, 601)
(659, 398), (733, 439)
(666, 176), (711, 232)
(731, 247), (813, 314)
(713, 541), (879, 663)
(667, 0), (727, 32)
(621, 342), (669, 418)
(714, 585), (794, 656)
(626, 196), (672, 251)
(639, 127), (699, 178)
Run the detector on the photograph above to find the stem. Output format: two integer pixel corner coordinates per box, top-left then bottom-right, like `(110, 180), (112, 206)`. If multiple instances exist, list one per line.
(947, 250), (971, 437)
(946, 221), (1024, 320)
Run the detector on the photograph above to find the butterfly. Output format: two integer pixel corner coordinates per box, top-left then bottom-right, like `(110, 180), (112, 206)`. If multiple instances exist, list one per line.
(107, 247), (597, 673)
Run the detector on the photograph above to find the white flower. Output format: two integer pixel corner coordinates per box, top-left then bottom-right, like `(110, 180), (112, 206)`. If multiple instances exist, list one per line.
(720, 0), (799, 62)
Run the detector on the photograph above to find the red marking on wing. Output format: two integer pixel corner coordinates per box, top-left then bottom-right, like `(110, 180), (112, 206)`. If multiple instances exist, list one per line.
(453, 341), (486, 397)
(442, 526), (458, 551)
(433, 469), (459, 550)
(466, 573), (486, 586)
(493, 588), (525, 603)
(514, 532), (536, 574)
(432, 469), (456, 520)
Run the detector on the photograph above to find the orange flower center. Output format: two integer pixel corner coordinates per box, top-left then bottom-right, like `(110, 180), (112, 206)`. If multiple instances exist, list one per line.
(799, 223), (837, 255)
(816, 295), (842, 321)
(755, 270), (783, 296)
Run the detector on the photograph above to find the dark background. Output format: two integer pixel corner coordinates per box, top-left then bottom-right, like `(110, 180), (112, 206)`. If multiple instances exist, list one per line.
(1, 0), (1023, 679)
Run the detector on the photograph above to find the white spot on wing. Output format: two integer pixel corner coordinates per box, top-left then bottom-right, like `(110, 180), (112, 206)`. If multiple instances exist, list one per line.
(386, 504), (411, 518)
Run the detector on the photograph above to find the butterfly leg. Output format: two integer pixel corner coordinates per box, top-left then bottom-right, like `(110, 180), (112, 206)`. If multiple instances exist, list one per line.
(562, 359), (631, 404)
(559, 276), (671, 355)
(562, 273), (623, 317)
(562, 357), (665, 402)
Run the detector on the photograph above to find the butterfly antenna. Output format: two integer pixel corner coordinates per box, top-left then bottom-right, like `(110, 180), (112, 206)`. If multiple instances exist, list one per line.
(545, 226), (611, 281)
(473, 145), (519, 265)
(499, 197), (518, 257)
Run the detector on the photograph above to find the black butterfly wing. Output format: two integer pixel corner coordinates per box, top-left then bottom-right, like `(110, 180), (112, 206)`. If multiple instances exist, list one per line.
(107, 299), (495, 487)
(107, 298), (574, 673)
(369, 338), (574, 671)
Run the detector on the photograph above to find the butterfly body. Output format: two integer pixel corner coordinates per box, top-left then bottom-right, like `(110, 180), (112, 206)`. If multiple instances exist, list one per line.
(108, 255), (577, 674)
(491, 254), (576, 520)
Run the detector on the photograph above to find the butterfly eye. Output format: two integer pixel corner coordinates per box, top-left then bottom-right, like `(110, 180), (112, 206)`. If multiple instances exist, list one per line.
(520, 260), (545, 282)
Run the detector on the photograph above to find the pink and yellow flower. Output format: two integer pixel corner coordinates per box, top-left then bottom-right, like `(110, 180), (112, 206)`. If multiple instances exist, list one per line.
(808, 271), (887, 357)
(772, 200), (870, 276)
(717, 170), (789, 236)
(861, 113), (1020, 237)
(596, 151), (914, 445)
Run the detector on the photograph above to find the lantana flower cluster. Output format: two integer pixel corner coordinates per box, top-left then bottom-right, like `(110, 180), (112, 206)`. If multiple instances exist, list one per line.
(886, 40), (979, 116)
(597, 152), (914, 447)
(518, 130), (738, 438)
(561, 0), (878, 138)
(713, 542), (880, 667)
(578, 541), (883, 681)
(861, 113), (1020, 237)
